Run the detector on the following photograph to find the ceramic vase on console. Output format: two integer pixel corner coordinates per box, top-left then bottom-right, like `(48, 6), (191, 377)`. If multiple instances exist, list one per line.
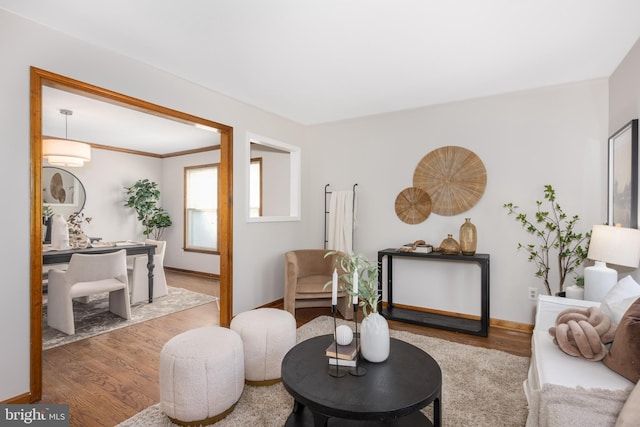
(360, 312), (390, 363)
(439, 234), (461, 255)
(459, 218), (477, 256)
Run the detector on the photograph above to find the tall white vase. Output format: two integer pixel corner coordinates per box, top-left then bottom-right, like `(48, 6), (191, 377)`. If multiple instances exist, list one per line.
(50, 214), (70, 250)
(360, 312), (390, 363)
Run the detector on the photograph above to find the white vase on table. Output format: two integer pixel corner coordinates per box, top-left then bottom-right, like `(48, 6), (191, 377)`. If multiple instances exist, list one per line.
(50, 214), (70, 250)
(360, 312), (390, 363)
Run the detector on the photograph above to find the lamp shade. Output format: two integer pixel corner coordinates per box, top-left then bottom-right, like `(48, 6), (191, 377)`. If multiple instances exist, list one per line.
(587, 224), (640, 268)
(43, 138), (91, 167)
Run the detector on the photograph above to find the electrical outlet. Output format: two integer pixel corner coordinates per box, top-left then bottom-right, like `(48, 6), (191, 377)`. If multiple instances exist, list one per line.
(528, 287), (538, 300)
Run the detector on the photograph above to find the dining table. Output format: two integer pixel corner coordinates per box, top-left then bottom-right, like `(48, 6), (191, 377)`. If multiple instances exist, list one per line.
(43, 242), (157, 303)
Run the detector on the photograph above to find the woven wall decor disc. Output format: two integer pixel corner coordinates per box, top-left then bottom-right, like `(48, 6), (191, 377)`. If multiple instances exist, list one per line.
(413, 146), (487, 216)
(394, 187), (432, 224)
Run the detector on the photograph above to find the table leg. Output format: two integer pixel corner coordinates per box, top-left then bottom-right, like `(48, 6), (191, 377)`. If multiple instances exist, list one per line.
(147, 250), (155, 303)
(433, 395), (441, 427)
(311, 412), (328, 427)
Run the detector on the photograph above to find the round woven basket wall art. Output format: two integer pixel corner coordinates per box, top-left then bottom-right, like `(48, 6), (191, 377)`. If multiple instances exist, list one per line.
(413, 146), (487, 216)
(394, 187), (432, 224)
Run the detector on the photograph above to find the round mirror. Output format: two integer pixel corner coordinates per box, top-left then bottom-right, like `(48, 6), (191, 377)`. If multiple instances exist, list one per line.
(42, 166), (86, 219)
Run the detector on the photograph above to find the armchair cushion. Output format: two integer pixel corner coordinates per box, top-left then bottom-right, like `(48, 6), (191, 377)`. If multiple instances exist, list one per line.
(284, 249), (353, 320)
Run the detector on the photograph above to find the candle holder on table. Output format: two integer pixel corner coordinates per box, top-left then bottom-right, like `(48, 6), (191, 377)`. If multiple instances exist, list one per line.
(328, 304), (346, 377)
(349, 302), (366, 376)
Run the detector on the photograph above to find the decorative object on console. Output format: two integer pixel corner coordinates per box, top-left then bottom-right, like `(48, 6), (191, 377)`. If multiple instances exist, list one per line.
(608, 119), (638, 229)
(124, 179), (173, 240)
(583, 224), (640, 302)
(394, 186), (431, 224)
(437, 234), (461, 255)
(504, 184), (591, 296)
(459, 218), (477, 255)
(397, 240), (432, 253)
(548, 306), (616, 361)
(42, 109), (91, 167)
(413, 145), (487, 216)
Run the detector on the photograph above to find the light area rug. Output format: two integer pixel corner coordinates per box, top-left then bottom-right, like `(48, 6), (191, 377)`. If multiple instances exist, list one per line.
(43, 286), (218, 350)
(118, 316), (530, 427)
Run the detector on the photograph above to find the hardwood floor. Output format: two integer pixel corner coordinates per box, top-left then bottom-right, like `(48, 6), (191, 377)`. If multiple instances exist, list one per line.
(40, 270), (531, 426)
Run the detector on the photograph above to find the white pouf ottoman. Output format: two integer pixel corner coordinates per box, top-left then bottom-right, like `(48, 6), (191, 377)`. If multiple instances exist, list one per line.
(230, 308), (296, 385)
(159, 326), (244, 426)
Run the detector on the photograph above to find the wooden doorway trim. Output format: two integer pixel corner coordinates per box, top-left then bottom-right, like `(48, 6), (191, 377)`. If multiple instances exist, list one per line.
(29, 67), (233, 401)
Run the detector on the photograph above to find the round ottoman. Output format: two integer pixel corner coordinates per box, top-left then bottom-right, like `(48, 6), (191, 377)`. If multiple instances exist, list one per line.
(159, 326), (244, 426)
(230, 308), (296, 385)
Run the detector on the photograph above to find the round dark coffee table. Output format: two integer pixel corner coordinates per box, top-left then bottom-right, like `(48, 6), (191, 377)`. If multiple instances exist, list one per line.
(281, 334), (441, 426)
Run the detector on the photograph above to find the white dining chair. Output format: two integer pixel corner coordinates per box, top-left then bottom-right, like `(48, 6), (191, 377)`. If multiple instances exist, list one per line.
(47, 249), (130, 335)
(128, 239), (168, 304)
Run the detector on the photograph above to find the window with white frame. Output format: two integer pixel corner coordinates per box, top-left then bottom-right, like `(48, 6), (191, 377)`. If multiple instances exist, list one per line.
(184, 164), (218, 252)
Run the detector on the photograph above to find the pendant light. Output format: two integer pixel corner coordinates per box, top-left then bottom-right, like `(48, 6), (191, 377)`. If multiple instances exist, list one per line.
(42, 109), (91, 167)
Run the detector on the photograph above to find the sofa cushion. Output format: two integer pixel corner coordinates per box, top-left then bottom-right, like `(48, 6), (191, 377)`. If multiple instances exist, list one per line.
(603, 297), (640, 383)
(616, 381), (640, 426)
(601, 276), (640, 324)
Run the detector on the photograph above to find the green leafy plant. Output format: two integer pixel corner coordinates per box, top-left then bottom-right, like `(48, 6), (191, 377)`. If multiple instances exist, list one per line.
(326, 251), (380, 316)
(42, 204), (54, 222)
(503, 184), (590, 296)
(124, 179), (173, 240)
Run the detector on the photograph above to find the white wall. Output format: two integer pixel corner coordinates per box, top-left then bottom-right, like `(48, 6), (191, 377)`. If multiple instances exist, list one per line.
(609, 37), (640, 284)
(304, 80), (609, 325)
(47, 148), (162, 241)
(0, 10), (307, 402)
(161, 150), (220, 274)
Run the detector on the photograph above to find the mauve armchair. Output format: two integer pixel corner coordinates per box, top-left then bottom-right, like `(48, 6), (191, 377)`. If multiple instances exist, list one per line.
(284, 249), (353, 320)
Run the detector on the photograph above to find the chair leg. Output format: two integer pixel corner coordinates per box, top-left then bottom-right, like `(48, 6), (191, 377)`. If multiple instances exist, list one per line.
(109, 288), (132, 320)
(47, 293), (76, 335)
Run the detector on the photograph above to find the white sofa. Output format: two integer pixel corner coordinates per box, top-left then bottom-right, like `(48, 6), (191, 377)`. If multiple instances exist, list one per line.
(524, 295), (634, 426)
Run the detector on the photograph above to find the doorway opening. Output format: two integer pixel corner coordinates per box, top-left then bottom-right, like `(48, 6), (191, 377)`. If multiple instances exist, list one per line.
(29, 67), (233, 402)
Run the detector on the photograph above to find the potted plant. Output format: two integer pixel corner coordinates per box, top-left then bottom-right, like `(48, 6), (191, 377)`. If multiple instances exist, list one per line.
(43, 204), (54, 243)
(330, 251), (389, 363)
(124, 179), (172, 240)
(503, 184), (591, 296)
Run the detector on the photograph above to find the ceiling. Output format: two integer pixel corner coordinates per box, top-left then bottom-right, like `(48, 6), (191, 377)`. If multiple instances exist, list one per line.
(42, 87), (219, 155)
(4, 1), (640, 146)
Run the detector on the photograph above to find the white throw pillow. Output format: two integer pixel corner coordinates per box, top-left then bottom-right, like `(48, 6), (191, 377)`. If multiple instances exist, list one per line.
(601, 275), (640, 324)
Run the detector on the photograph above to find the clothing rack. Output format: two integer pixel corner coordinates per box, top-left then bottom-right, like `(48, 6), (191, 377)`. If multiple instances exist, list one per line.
(324, 183), (358, 250)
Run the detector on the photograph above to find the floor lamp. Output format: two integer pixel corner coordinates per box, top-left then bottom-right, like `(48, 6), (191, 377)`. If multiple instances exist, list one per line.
(583, 224), (640, 302)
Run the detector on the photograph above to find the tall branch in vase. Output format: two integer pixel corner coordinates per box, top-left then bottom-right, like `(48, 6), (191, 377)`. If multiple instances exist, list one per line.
(504, 184), (591, 295)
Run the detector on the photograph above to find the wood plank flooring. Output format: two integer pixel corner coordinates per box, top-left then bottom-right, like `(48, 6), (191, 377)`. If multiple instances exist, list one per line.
(39, 269), (531, 427)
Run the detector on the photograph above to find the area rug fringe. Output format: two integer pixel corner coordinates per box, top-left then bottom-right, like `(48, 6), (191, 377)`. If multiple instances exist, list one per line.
(118, 316), (530, 427)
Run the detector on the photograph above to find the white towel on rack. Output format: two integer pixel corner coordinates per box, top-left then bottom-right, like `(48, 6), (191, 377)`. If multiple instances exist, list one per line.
(328, 190), (356, 253)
